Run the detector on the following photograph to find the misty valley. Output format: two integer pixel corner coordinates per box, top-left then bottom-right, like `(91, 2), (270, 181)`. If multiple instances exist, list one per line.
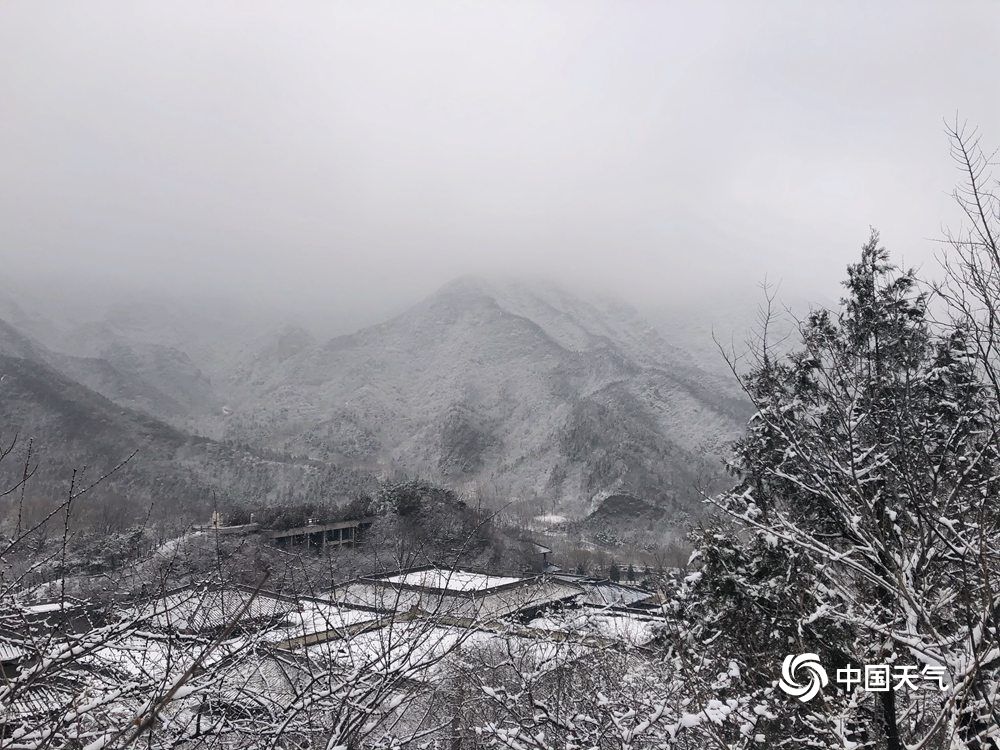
(0, 278), (748, 746)
(4, 2), (1000, 747)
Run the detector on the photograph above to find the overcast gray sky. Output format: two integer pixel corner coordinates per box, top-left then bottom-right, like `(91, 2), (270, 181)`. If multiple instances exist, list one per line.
(2, 1), (999, 325)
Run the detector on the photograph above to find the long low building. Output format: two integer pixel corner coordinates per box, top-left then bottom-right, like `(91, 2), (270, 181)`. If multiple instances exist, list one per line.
(267, 518), (375, 549)
(327, 565), (587, 622)
(2, 564), (662, 746)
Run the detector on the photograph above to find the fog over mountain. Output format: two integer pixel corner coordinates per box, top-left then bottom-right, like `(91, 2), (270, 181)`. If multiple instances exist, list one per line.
(0, 277), (750, 525)
(1, 1), (998, 530)
(3, 7), (996, 530)
(226, 277), (749, 508)
(8, 6), (1000, 745)
(3, 1), (999, 328)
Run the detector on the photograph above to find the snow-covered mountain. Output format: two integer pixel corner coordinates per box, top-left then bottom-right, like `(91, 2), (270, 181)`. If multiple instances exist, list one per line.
(0, 318), (370, 527)
(222, 277), (749, 516)
(0, 277), (749, 521)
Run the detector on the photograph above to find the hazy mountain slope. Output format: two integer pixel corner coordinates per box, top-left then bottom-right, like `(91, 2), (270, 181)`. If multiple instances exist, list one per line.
(52, 320), (222, 426)
(649, 289), (838, 395)
(0, 280), (750, 526)
(0, 317), (46, 361)
(0, 323), (371, 528)
(0, 352), (186, 462)
(0, 289), (261, 430)
(223, 277), (749, 518)
(0, 295), (64, 352)
(0, 314), (204, 424)
(50, 352), (194, 421)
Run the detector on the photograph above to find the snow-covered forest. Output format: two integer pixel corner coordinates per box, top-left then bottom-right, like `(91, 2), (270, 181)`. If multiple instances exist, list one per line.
(3, 0), (1000, 743)
(3, 125), (1000, 749)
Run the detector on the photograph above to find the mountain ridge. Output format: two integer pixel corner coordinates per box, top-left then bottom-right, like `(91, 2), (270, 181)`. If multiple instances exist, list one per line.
(0, 323), (371, 530)
(220, 276), (748, 517)
(0, 277), (749, 525)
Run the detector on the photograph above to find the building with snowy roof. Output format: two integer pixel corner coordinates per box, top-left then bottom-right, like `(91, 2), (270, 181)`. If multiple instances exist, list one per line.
(327, 565), (586, 623)
(551, 574), (658, 609)
(135, 584), (300, 635)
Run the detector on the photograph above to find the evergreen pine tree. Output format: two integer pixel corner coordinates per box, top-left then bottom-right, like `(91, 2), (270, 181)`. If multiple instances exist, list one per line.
(672, 232), (1000, 747)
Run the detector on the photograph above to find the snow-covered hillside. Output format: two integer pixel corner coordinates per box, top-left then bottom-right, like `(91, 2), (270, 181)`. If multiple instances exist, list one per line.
(221, 277), (749, 517)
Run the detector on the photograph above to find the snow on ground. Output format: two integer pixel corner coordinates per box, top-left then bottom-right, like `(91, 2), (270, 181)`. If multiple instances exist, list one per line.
(306, 622), (590, 681)
(530, 609), (659, 647)
(382, 569), (522, 592)
(262, 600), (380, 643)
(534, 514), (568, 525)
(150, 530), (203, 561)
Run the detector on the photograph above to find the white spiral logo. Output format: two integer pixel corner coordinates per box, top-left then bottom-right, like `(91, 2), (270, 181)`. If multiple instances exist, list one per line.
(778, 653), (828, 702)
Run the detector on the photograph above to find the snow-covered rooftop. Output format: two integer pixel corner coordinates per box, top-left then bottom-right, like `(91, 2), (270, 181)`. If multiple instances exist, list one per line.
(304, 621), (593, 682)
(530, 608), (661, 647)
(331, 573), (583, 619)
(0, 639), (26, 662)
(261, 599), (381, 646)
(135, 586), (298, 633)
(381, 568), (522, 592)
